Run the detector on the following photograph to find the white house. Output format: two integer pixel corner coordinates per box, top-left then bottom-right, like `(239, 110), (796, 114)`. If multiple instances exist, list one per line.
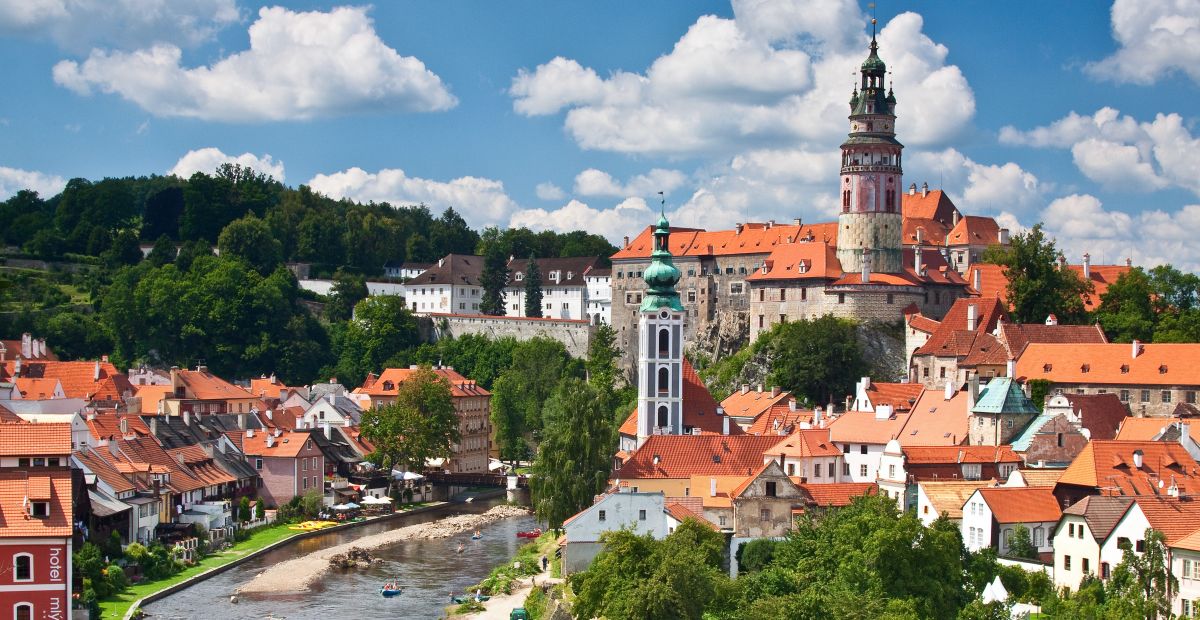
(1051, 496), (1134, 590)
(563, 491), (672, 574)
(1172, 530), (1200, 618)
(914, 480), (996, 527)
(383, 261), (432, 280)
(302, 393), (362, 429)
(962, 487), (1060, 556)
(762, 429), (844, 482)
(827, 407), (906, 484)
(504, 256), (606, 321)
(405, 254), (484, 315)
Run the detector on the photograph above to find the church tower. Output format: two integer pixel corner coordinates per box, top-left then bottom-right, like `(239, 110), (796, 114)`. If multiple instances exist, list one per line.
(837, 24), (904, 275)
(636, 212), (685, 448)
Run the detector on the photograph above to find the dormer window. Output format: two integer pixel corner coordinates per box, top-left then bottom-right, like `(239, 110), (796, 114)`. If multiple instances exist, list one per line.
(1120, 365), (1130, 374)
(382, 381), (395, 391)
(1159, 365), (1168, 374)
(1043, 364), (1052, 372)
(514, 272), (523, 281)
(29, 502), (49, 518)
(1081, 364), (1090, 373)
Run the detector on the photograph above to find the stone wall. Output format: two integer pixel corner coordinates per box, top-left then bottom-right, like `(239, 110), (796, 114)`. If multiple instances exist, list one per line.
(835, 212), (904, 273)
(420, 313), (594, 358)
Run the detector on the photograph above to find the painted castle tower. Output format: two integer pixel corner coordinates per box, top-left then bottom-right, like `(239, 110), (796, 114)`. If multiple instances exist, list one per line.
(636, 212), (686, 448)
(836, 26), (904, 275)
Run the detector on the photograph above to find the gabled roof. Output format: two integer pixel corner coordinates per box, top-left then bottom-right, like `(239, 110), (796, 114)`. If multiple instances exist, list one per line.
(613, 435), (785, 479)
(978, 487), (1062, 523)
(1, 360), (121, 399)
(947, 216), (1003, 247)
(1063, 393), (1128, 441)
(972, 377), (1039, 415)
(903, 189), (960, 226)
(14, 377), (62, 399)
(902, 217), (950, 247)
(920, 480), (997, 519)
(506, 256), (605, 288)
(908, 313), (940, 335)
(901, 388), (973, 446)
(865, 382), (924, 412)
(745, 241), (842, 282)
(744, 404), (814, 436)
(90, 374), (135, 404)
(903, 445), (1021, 465)
(0, 470), (72, 537)
(1171, 527), (1200, 552)
(914, 297), (1008, 358)
(249, 376), (295, 399)
(1012, 469), (1063, 488)
(0, 338), (57, 361)
(730, 461), (800, 499)
(1016, 343), (1200, 386)
(175, 369), (255, 401)
(612, 222), (840, 261)
(0, 422), (72, 456)
(618, 358), (735, 437)
(828, 409), (911, 445)
(87, 414), (151, 441)
(359, 367), (490, 398)
(664, 501), (717, 530)
(1009, 414), (1057, 453)
(117, 435), (206, 493)
(997, 322), (1108, 360)
(720, 387), (794, 422)
(74, 447), (136, 495)
(405, 254), (484, 286)
(966, 263), (1131, 311)
(1131, 497), (1200, 544)
(960, 333), (1008, 367)
(798, 482), (878, 507)
(966, 264), (1008, 301)
(1062, 495), (1133, 543)
(764, 429), (841, 460)
(241, 429), (316, 458)
(1115, 417), (1200, 444)
(1055, 440), (1200, 496)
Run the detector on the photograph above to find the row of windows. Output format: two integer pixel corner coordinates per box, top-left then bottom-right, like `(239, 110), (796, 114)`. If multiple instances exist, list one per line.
(301, 475), (320, 490)
(16, 457), (61, 467)
(1182, 558), (1200, 580)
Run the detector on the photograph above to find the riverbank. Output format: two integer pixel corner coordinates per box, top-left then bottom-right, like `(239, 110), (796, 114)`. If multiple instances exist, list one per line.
(447, 529), (564, 619)
(238, 504), (531, 595)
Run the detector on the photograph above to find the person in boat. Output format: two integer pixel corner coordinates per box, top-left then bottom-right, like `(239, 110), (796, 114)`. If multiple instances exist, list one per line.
(456, 542), (465, 553)
(473, 530), (482, 538)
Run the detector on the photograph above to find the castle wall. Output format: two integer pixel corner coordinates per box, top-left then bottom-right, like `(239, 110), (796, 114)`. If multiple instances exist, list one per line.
(836, 212), (903, 273)
(420, 314), (594, 358)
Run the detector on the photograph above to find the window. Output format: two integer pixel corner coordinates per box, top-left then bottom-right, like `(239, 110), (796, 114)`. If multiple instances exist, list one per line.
(17, 458), (28, 467)
(1064, 555), (1072, 571)
(302, 477), (308, 489)
(843, 462), (850, 476)
(32, 458), (44, 467)
(1033, 526), (1044, 547)
(758, 315), (764, 328)
(888, 464), (895, 479)
(760, 508), (771, 522)
(598, 510), (606, 522)
(13, 554), (32, 581)
(657, 367), (670, 395)
(1101, 562), (1110, 579)
(730, 283), (744, 295)
(1120, 389), (1130, 403)
(886, 293), (894, 304)
(1185, 559), (1194, 580)
(1189, 391), (1197, 404)
(859, 464), (868, 478)
(838, 293), (845, 304)
(1162, 390), (1172, 403)
(255, 458), (263, 470)
(639, 509), (646, 520)
(29, 502), (48, 518)
(301, 459), (307, 471)
(14, 604), (32, 620)
(787, 463), (795, 476)
(1082, 558), (1090, 574)
(1136, 539), (1146, 553)
(719, 516), (727, 527)
(860, 445), (868, 455)
(687, 290), (696, 303)
(1068, 523), (1075, 537)
(1141, 389), (1151, 403)
(766, 481), (777, 497)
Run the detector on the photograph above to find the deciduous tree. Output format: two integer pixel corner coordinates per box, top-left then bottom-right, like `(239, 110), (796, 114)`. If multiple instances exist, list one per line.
(360, 367), (460, 473)
(982, 224), (1091, 324)
(530, 378), (614, 530)
(767, 315), (867, 406)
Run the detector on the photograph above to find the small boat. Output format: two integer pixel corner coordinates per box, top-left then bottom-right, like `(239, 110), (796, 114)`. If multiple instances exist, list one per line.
(471, 530), (482, 540)
(380, 579), (402, 598)
(516, 528), (542, 539)
(464, 497), (474, 503)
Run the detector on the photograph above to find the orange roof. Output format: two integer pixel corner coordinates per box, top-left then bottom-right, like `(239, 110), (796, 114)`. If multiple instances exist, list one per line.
(117, 435), (205, 493)
(903, 189), (960, 226)
(1016, 343), (1200, 386)
(721, 387), (794, 421)
(1075, 264), (1132, 311)
(14, 377), (61, 399)
(0, 339), (57, 361)
(1171, 528), (1200, 552)
(1116, 417), (1200, 444)
(908, 313), (940, 335)
(902, 445), (1020, 465)
(978, 487), (1062, 523)
(87, 415), (151, 441)
(1, 360), (120, 399)
(919, 480), (997, 519)
(903, 217), (950, 247)
(1013, 469), (1063, 488)
(167, 445), (237, 487)
(136, 384), (173, 414)
(612, 222), (839, 261)
(867, 382), (925, 412)
(665, 502), (717, 530)
(997, 322), (1108, 359)
(240, 429), (316, 458)
(828, 409), (911, 445)
(765, 429), (841, 459)
(947, 216), (1003, 247)
(0, 470), (72, 537)
(1056, 440), (1200, 496)
(74, 448), (136, 494)
(175, 369), (255, 401)
(614, 435), (784, 479)
(745, 241), (842, 282)
(0, 422), (72, 456)
(745, 404), (814, 436)
(914, 297), (1009, 357)
(618, 358), (735, 437)
(0, 403), (25, 424)
(966, 263), (1008, 301)
(901, 388), (973, 446)
(249, 376), (293, 399)
(1132, 497), (1200, 544)
(90, 374), (134, 404)
(798, 482), (878, 507)
(360, 367), (491, 398)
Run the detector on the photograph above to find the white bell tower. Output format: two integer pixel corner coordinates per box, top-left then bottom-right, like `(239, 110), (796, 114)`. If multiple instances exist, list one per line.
(635, 211), (686, 448)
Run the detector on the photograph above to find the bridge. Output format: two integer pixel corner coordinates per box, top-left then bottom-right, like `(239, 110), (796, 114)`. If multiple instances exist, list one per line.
(424, 471), (529, 488)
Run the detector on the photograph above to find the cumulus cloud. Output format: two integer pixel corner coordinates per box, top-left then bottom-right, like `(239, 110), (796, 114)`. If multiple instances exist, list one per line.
(1085, 0), (1200, 85)
(0, 0), (238, 53)
(1001, 108), (1200, 196)
(908, 148), (1043, 215)
(169, 147), (286, 182)
(573, 168), (687, 198)
(509, 2), (974, 155)
(509, 197), (654, 242)
(53, 6), (457, 122)
(0, 166), (67, 200)
(308, 167), (518, 225)
(534, 182), (565, 201)
(1035, 194), (1200, 271)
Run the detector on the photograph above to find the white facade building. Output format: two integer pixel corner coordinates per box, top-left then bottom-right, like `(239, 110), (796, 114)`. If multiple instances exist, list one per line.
(586, 269), (612, 325)
(562, 491), (670, 573)
(503, 256), (608, 321)
(405, 254), (484, 315)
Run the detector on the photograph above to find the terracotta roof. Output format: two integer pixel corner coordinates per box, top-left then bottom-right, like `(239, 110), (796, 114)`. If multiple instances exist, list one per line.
(86, 415), (151, 441)
(978, 487), (1062, 523)
(1013, 469), (1063, 488)
(1076, 264), (1132, 311)
(175, 369), (255, 401)
(720, 387), (794, 421)
(920, 480), (997, 519)
(90, 374), (135, 404)
(0, 469), (72, 537)
(903, 217), (950, 247)
(908, 313), (940, 335)
(903, 445), (1021, 465)
(1171, 527), (1200, 552)
(1016, 343), (1200, 386)
(960, 332), (1008, 367)
(618, 358), (735, 437)
(117, 435), (206, 493)
(997, 323), (1108, 359)
(405, 254), (484, 286)
(612, 222), (840, 261)
(665, 501), (717, 529)
(744, 404), (814, 436)
(167, 445), (237, 487)
(966, 264), (1008, 301)
(14, 377), (61, 399)
(865, 382), (924, 412)
(1, 360), (120, 399)
(0, 339), (58, 361)
(903, 189), (960, 226)
(613, 435), (784, 479)
(764, 429), (842, 460)
(1063, 393), (1128, 441)
(0, 403), (24, 424)
(1132, 496), (1200, 544)
(1062, 495), (1133, 543)
(947, 216), (1003, 247)
(745, 241), (842, 282)
(240, 429), (316, 459)
(828, 409), (911, 445)
(1055, 440), (1200, 496)
(1115, 417), (1200, 444)
(359, 367), (490, 399)
(798, 482), (878, 507)
(0, 422), (72, 456)
(136, 385), (173, 414)
(249, 376), (294, 399)
(914, 297), (1009, 357)
(74, 447), (136, 494)
(901, 388), (973, 446)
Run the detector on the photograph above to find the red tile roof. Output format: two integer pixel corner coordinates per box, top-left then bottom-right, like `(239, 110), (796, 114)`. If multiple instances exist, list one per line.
(74, 447), (136, 494)
(249, 376), (295, 399)
(901, 389), (973, 446)
(903, 217), (950, 247)
(947, 216), (1003, 247)
(902, 445), (1020, 465)
(0, 422), (72, 456)
(86, 415), (151, 441)
(914, 297), (1009, 357)
(979, 487), (1062, 523)
(720, 387), (794, 421)
(1016, 343), (1200, 386)
(919, 480), (997, 519)
(1062, 393), (1128, 441)
(798, 482), (878, 507)
(167, 445), (237, 487)
(14, 377), (61, 399)
(664, 501), (717, 530)
(966, 263), (1131, 312)
(745, 404), (814, 436)
(612, 223), (840, 261)
(240, 429), (316, 459)
(613, 435), (784, 479)
(359, 367), (490, 399)
(1132, 497), (1200, 544)
(828, 409), (911, 445)
(0, 339), (58, 361)
(618, 358), (736, 437)
(0, 403), (24, 424)
(866, 382), (925, 412)
(966, 263), (1008, 301)
(908, 313), (940, 335)
(116, 435), (206, 493)
(745, 241), (842, 282)
(1, 360), (120, 399)
(997, 323), (1108, 359)
(1056, 440), (1200, 496)
(0, 469), (72, 537)
(1171, 527), (1200, 552)
(764, 429), (842, 460)
(175, 369), (255, 401)
(1115, 417), (1200, 444)
(903, 189), (960, 226)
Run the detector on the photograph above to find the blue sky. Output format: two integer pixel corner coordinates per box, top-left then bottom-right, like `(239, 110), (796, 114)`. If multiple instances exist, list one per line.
(2, 0), (1199, 267)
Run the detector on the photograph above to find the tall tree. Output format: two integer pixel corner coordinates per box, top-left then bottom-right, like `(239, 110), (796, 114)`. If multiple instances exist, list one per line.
(1094, 268), (1156, 342)
(359, 368), (460, 473)
(102, 230), (143, 268)
(334, 295), (420, 386)
(982, 224), (1092, 324)
(326, 270), (369, 322)
(1004, 524), (1037, 560)
(479, 243), (509, 316)
(523, 255), (543, 318)
(767, 315), (867, 406)
(1105, 529), (1175, 620)
(146, 234), (176, 267)
(530, 378), (615, 530)
(217, 214), (283, 275)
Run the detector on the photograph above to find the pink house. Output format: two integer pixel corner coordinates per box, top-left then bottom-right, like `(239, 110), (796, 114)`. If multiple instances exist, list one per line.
(238, 428), (324, 508)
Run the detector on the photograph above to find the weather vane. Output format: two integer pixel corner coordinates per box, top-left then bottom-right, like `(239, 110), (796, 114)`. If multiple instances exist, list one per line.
(869, 2), (877, 36)
(658, 191), (665, 216)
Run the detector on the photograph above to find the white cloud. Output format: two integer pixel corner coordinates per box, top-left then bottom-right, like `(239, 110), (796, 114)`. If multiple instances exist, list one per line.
(53, 6), (456, 122)
(534, 182), (565, 201)
(169, 147), (285, 182)
(308, 167), (518, 225)
(509, 4), (974, 155)
(0, 0), (238, 53)
(908, 148), (1043, 215)
(1001, 108), (1200, 197)
(1035, 194), (1200, 271)
(509, 198), (654, 242)
(1042, 194), (1132, 240)
(573, 168), (687, 198)
(0, 166), (66, 200)
(1085, 0), (1200, 85)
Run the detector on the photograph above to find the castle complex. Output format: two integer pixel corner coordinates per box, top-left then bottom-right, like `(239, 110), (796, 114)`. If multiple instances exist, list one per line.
(611, 32), (998, 372)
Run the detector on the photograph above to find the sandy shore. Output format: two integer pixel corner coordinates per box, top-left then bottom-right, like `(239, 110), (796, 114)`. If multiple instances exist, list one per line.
(237, 504), (530, 594)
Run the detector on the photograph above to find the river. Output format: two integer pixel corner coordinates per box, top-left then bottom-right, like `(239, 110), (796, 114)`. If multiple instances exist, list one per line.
(142, 498), (538, 620)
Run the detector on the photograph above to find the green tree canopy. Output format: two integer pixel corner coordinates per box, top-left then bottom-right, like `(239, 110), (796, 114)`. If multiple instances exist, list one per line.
(1004, 524), (1037, 560)
(1094, 268), (1156, 343)
(530, 377), (615, 529)
(359, 367), (460, 472)
(326, 270), (369, 322)
(479, 243), (508, 316)
(333, 295), (420, 387)
(982, 224), (1092, 324)
(523, 255), (543, 318)
(217, 214), (283, 275)
(146, 234), (177, 267)
(766, 315), (867, 406)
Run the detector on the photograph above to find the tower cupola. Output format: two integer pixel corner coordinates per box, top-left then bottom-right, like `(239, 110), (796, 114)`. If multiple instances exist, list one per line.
(641, 213), (684, 312)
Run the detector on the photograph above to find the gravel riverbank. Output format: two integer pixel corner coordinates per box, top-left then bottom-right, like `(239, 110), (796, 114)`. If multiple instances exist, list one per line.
(237, 504), (530, 594)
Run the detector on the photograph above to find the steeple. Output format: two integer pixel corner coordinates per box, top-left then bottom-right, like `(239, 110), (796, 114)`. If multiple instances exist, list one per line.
(640, 212), (684, 312)
(635, 209), (686, 446)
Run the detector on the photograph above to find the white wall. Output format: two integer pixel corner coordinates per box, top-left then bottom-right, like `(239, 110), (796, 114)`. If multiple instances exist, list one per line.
(837, 442), (887, 483)
(565, 492), (668, 543)
(962, 491), (994, 552)
(1173, 548), (1200, 617)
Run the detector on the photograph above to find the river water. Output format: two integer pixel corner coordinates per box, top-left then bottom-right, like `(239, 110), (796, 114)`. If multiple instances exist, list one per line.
(143, 499), (538, 620)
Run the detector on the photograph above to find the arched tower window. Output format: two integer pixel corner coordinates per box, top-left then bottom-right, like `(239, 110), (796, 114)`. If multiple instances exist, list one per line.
(15, 603), (33, 620)
(658, 328), (670, 358)
(657, 367), (670, 395)
(657, 405), (669, 429)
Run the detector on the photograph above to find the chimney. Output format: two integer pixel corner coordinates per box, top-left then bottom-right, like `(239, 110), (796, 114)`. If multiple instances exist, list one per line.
(944, 379), (954, 401)
(237, 412), (247, 430)
(119, 417), (129, 435)
(741, 384), (749, 395)
(968, 375), (979, 410)
(710, 478), (717, 497)
(908, 182), (917, 195)
(1057, 252), (1067, 270)
(966, 304), (977, 331)
(874, 403), (892, 421)
(1132, 450), (1143, 469)
(20, 333), (31, 358)
(914, 248), (923, 276)
(37, 339), (46, 358)
(952, 210), (959, 227)
(279, 389), (287, 401)
(861, 247), (872, 283)
(772, 386), (781, 397)
(266, 409), (273, 421)
(623, 235), (629, 248)
(735, 223), (744, 235)
(1006, 358), (1015, 377)
(150, 416), (157, 437)
(13, 356), (21, 377)
(265, 434), (275, 448)
(757, 384), (763, 393)
(438, 257), (445, 268)
(1132, 339), (1143, 359)
(94, 359), (101, 381)
(814, 406), (823, 426)
(246, 429), (254, 438)
(1125, 257), (1132, 267)
(998, 228), (1010, 245)
(793, 218), (803, 226)
(789, 400), (797, 412)
(323, 422), (331, 440)
(197, 364), (207, 373)
(1082, 253), (1091, 280)
(921, 182), (929, 197)
(722, 414), (730, 436)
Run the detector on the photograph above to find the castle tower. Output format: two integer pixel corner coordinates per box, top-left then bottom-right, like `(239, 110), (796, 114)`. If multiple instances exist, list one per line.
(837, 25), (904, 274)
(636, 212), (685, 448)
